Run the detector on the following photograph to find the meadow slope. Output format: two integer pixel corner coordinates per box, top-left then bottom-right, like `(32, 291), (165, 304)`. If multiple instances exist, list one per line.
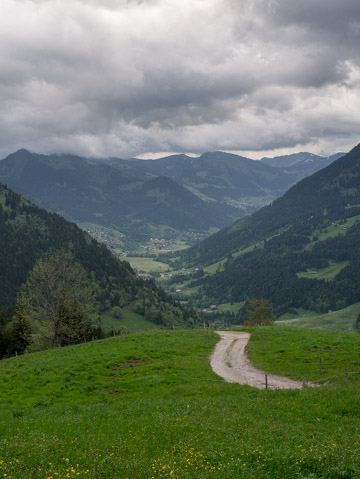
(0, 328), (360, 478)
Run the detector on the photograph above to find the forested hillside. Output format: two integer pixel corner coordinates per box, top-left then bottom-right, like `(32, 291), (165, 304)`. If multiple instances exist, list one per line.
(0, 184), (197, 330)
(179, 143), (360, 317)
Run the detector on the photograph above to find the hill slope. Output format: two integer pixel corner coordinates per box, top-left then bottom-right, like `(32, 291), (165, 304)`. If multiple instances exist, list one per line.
(180, 143), (360, 316)
(0, 183), (197, 329)
(1, 328), (360, 478)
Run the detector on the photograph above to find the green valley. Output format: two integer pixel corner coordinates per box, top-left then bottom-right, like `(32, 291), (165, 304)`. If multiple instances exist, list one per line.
(0, 149), (343, 252)
(171, 143), (360, 322)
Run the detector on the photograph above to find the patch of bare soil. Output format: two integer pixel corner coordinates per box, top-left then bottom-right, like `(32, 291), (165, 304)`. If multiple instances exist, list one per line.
(113, 359), (148, 370)
(210, 331), (314, 390)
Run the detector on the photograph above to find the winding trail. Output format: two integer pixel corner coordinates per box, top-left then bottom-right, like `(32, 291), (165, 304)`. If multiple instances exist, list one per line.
(210, 331), (310, 390)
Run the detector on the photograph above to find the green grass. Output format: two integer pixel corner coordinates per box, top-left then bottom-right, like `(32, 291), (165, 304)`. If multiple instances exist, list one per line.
(217, 302), (245, 314)
(276, 302), (360, 333)
(203, 229), (289, 275)
(1, 329), (360, 478)
(167, 240), (192, 252)
(232, 242), (263, 258)
(203, 244), (262, 274)
(203, 258), (227, 274)
(247, 326), (360, 383)
(183, 185), (217, 202)
(126, 256), (170, 273)
(100, 309), (161, 333)
(177, 285), (202, 296)
(203, 244), (263, 274)
(296, 260), (350, 280)
(311, 215), (360, 243)
(277, 308), (319, 321)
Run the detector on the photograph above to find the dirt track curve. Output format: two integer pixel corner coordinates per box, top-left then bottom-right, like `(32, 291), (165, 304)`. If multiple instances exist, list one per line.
(210, 331), (311, 390)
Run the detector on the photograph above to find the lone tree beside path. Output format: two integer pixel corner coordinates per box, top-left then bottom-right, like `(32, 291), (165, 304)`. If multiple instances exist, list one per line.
(16, 250), (96, 350)
(245, 298), (273, 326)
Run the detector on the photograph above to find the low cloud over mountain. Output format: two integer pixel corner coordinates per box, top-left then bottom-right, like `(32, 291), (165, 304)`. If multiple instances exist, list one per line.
(0, 0), (359, 158)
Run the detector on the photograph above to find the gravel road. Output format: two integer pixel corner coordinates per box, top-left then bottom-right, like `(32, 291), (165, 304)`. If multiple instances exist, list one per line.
(210, 331), (309, 390)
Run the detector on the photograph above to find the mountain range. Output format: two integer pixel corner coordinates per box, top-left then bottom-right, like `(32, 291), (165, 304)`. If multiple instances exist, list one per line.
(113, 151), (344, 210)
(1, 142), (358, 325)
(178, 143), (360, 317)
(0, 150), (238, 244)
(260, 152), (343, 170)
(0, 149), (343, 248)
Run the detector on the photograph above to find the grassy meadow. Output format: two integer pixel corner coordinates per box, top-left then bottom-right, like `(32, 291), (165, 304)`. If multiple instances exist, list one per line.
(1, 327), (360, 478)
(310, 215), (360, 243)
(125, 257), (170, 274)
(277, 302), (360, 333)
(100, 309), (161, 333)
(296, 260), (350, 280)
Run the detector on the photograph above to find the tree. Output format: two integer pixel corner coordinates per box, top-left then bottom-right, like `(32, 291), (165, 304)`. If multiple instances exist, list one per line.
(112, 306), (123, 319)
(245, 298), (273, 326)
(6, 308), (32, 355)
(16, 250), (96, 349)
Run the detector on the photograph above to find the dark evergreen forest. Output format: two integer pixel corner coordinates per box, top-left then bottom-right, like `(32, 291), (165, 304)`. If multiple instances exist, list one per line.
(0, 184), (198, 358)
(181, 143), (360, 318)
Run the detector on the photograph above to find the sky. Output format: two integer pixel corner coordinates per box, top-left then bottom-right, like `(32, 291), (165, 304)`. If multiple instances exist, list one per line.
(0, 0), (360, 160)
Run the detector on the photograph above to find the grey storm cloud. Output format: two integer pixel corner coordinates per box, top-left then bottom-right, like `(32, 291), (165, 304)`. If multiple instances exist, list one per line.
(0, 0), (359, 158)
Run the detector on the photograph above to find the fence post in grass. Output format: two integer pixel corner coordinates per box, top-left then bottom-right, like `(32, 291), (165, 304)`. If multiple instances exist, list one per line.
(292, 356), (294, 374)
(265, 374), (268, 390)
(319, 358), (322, 376)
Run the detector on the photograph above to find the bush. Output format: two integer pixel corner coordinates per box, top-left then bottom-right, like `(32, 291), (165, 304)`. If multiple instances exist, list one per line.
(112, 306), (123, 319)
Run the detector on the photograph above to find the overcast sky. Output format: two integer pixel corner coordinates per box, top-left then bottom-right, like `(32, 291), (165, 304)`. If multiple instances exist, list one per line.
(0, 0), (360, 159)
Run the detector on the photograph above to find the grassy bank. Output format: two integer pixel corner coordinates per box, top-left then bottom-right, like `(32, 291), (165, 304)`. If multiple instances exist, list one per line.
(100, 309), (160, 333)
(277, 302), (360, 333)
(0, 328), (360, 478)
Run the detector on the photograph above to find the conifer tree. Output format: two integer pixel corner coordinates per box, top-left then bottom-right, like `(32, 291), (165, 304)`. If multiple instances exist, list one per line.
(245, 298), (273, 326)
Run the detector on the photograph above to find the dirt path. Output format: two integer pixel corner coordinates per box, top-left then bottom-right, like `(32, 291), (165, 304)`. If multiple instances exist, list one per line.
(210, 331), (309, 390)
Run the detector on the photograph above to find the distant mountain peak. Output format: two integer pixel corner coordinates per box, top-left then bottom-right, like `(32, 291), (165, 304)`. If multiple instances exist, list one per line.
(5, 148), (34, 160)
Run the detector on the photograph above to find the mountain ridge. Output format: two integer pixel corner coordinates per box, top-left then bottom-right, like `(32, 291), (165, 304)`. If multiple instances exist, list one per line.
(0, 150), (239, 241)
(0, 182), (197, 331)
(178, 143), (360, 317)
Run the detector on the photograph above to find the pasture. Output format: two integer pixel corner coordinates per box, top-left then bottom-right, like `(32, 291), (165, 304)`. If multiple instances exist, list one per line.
(0, 327), (360, 478)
